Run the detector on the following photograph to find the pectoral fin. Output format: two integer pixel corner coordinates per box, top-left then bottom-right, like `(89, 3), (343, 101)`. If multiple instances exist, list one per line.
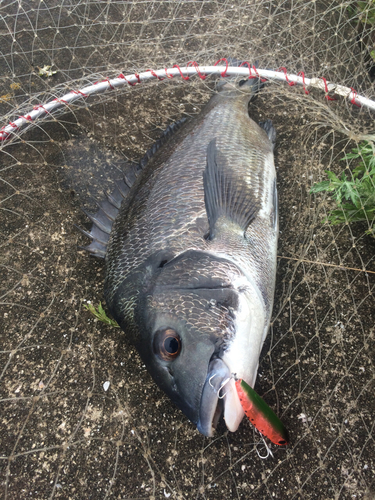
(203, 139), (259, 240)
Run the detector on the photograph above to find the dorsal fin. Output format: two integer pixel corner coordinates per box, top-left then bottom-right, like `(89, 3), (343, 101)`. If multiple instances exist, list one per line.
(203, 139), (260, 240)
(139, 117), (187, 169)
(78, 118), (188, 258)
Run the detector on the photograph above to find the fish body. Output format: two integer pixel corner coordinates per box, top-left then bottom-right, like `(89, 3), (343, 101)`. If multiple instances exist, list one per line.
(83, 76), (278, 436)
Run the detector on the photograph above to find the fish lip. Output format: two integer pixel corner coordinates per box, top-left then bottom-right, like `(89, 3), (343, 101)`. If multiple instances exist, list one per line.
(196, 358), (232, 437)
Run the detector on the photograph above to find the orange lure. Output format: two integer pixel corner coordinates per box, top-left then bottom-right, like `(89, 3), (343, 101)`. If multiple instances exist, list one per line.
(235, 379), (289, 446)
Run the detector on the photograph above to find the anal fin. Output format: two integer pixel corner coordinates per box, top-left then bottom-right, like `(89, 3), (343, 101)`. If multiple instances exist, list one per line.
(259, 119), (276, 148)
(272, 177), (278, 231)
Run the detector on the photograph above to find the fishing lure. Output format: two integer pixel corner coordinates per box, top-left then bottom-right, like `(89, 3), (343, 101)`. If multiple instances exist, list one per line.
(235, 379), (289, 446)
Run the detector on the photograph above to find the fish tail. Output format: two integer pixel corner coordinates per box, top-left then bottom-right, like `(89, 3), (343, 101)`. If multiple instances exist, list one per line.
(217, 58), (265, 97)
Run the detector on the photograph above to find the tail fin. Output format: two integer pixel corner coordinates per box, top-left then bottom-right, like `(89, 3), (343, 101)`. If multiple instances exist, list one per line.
(216, 59), (265, 98)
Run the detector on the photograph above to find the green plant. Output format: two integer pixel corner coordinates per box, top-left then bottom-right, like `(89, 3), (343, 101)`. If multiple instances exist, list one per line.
(347, 1), (375, 62)
(310, 141), (375, 236)
(83, 301), (120, 328)
(348, 1), (375, 26)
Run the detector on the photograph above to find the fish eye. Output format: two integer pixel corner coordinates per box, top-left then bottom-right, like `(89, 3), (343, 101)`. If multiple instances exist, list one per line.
(153, 328), (181, 361)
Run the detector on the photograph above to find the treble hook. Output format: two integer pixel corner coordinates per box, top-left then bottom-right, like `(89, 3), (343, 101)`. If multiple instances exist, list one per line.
(256, 435), (274, 459)
(208, 374), (217, 388)
(218, 377), (231, 399)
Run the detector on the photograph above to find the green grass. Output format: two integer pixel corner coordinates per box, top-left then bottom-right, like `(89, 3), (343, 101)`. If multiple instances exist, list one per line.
(310, 142), (375, 237)
(347, 1), (375, 62)
(348, 1), (375, 28)
(83, 301), (120, 328)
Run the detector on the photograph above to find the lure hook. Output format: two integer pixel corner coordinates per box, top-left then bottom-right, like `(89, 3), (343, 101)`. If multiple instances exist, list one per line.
(208, 374), (217, 388)
(218, 377), (231, 399)
(256, 435), (274, 460)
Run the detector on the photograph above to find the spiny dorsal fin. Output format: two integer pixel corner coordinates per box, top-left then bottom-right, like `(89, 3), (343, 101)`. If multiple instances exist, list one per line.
(203, 138), (260, 240)
(78, 118), (188, 258)
(138, 117), (187, 170)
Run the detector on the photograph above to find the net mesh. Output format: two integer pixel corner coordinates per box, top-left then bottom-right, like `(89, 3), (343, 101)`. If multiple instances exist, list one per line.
(1, 1), (375, 499)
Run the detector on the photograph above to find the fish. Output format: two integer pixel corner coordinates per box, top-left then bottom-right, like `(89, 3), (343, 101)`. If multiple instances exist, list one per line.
(80, 72), (278, 437)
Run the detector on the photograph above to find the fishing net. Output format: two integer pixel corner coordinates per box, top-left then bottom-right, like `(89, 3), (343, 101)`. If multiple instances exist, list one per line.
(1, 1), (374, 498)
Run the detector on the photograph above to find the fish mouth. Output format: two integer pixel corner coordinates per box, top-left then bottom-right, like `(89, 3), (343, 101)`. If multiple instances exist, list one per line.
(197, 358), (245, 437)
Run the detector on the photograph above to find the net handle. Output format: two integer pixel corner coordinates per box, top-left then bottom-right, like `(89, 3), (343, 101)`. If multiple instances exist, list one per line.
(1, 62), (374, 141)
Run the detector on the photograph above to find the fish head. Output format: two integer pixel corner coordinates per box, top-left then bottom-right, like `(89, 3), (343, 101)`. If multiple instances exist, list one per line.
(132, 249), (266, 436)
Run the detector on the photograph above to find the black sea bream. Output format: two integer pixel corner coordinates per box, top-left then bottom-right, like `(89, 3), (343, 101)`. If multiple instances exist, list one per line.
(82, 76), (278, 437)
